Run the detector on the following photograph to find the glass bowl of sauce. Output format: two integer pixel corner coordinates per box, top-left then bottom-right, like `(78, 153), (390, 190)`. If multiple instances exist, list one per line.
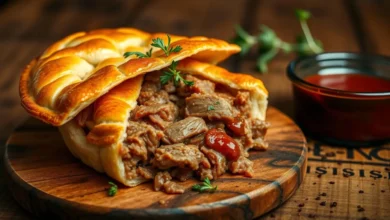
(287, 52), (390, 146)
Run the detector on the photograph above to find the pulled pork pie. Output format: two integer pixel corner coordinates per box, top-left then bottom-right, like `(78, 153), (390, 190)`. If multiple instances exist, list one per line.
(19, 28), (269, 194)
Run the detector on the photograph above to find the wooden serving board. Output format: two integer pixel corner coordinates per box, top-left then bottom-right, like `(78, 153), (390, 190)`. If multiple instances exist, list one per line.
(4, 107), (307, 219)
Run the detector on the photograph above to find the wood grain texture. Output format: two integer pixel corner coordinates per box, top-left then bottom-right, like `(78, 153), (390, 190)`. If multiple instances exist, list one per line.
(261, 141), (390, 220)
(4, 107), (307, 219)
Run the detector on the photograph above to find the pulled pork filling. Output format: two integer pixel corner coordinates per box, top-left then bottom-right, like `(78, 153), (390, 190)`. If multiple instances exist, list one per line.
(79, 71), (269, 194)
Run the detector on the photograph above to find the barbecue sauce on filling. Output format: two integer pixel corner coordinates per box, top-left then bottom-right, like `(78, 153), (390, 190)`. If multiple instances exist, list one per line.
(294, 73), (390, 143)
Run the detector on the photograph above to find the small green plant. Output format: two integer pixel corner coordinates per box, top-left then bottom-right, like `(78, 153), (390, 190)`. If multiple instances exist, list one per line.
(232, 9), (323, 73)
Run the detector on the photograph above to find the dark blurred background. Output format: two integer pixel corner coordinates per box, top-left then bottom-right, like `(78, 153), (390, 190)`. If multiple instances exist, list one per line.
(1, 0), (389, 141)
(0, 0), (389, 218)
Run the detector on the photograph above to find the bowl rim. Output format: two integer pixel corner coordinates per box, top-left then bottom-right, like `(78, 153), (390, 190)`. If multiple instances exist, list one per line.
(286, 52), (390, 97)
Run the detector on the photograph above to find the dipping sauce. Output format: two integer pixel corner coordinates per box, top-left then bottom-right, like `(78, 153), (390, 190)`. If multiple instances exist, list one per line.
(293, 73), (390, 144)
(287, 53), (390, 146)
(305, 73), (390, 93)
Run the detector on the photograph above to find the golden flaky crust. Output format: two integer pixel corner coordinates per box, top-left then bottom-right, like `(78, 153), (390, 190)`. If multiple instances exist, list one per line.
(20, 28), (241, 126)
(59, 58), (268, 187)
(59, 77), (147, 186)
(20, 28), (269, 187)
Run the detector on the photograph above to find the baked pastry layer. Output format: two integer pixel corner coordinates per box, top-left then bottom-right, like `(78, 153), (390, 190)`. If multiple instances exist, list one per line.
(19, 28), (269, 192)
(20, 28), (241, 126)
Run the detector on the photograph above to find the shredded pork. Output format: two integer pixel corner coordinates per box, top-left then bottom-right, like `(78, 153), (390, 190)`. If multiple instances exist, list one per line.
(152, 143), (210, 170)
(200, 146), (228, 179)
(228, 156), (254, 177)
(154, 171), (185, 194)
(79, 72), (268, 194)
(185, 94), (235, 121)
(163, 117), (208, 144)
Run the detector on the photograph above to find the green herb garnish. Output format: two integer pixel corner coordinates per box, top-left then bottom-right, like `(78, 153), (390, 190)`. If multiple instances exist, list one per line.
(107, 181), (118, 197)
(123, 48), (153, 58)
(123, 34), (182, 58)
(192, 178), (217, 193)
(160, 60), (194, 86)
(207, 105), (215, 111)
(232, 9), (323, 73)
(151, 34), (182, 56)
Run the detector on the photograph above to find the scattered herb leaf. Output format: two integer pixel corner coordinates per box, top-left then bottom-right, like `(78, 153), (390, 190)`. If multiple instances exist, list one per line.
(151, 34), (182, 56)
(192, 177), (217, 193)
(232, 9), (323, 73)
(215, 101), (220, 105)
(207, 105), (215, 111)
(160, 60), (194, 86)
(107, 182), (118, 197)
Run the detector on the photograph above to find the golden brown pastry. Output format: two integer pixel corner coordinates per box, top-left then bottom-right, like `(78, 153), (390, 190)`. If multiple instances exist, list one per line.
(20, 28), (240, 126)
(19, 28), (269, 192)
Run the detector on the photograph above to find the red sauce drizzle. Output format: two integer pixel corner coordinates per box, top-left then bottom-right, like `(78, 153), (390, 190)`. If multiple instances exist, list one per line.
(226, 117), (246, 136)
(204, 128), (240, 161)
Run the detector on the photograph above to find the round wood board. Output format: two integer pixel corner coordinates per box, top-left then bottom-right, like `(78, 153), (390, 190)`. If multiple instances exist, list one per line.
(4, 107), (307, 219)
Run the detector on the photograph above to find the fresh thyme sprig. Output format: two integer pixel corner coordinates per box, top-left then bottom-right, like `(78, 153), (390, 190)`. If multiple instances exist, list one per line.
(123, 48), (153, 58)
(152, 34), (182, 56)
(232, 9), (323, 73)
(160, 60), (194, 86)
(192, 177), (217, 193)
(107, 181), (118, 197)
(123, 34), (182, 58)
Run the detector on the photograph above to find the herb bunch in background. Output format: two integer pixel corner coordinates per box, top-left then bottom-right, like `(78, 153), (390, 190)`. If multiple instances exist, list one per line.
(232, 9), (323, 73)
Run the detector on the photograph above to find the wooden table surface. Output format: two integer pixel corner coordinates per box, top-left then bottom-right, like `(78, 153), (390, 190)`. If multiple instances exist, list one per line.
(0, 0), (389, 219)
